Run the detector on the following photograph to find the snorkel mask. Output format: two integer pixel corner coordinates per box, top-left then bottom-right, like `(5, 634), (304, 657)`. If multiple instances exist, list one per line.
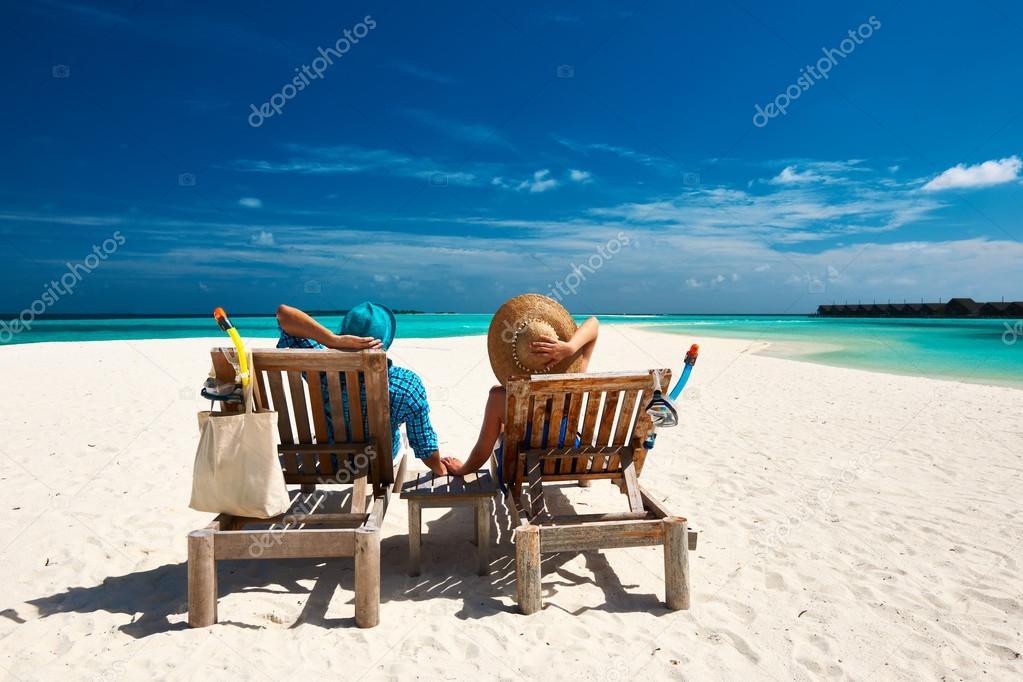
(645, 368), (679, 428)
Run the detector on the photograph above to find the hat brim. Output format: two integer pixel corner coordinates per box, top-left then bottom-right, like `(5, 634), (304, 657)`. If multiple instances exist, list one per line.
(487, 294), (584, 385)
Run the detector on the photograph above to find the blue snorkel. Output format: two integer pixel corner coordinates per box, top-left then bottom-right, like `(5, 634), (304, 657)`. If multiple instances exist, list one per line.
(643, 344), (699, 449)
(668, 344), (700, 401)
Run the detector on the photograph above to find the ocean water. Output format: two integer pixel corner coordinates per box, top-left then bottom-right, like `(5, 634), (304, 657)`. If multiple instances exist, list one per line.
(2, 314), (1020, 386)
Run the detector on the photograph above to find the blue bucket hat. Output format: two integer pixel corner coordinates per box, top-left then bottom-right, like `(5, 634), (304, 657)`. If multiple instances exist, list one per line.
(339, 301), (396, 350)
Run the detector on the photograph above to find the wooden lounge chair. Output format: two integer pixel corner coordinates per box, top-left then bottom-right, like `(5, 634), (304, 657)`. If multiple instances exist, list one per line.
(502, 369), (696, 614)
(187, 348), (406, 629)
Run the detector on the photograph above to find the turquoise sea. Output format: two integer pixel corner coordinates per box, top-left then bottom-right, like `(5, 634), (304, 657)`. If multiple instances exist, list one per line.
(2, 314), (1020, 386)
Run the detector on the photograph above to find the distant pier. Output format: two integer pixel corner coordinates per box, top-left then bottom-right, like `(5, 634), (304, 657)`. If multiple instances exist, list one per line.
(815, 298), (1022, 318)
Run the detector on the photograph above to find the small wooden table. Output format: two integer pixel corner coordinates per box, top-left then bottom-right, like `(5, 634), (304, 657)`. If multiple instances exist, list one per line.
(400, 470), (497, 576)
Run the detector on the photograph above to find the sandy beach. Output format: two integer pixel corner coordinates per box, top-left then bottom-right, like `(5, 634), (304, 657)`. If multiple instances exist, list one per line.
(0, 326), (1020, 681)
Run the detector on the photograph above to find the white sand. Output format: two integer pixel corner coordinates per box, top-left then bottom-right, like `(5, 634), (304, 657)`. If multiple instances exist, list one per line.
(0, 327), (1020, 681)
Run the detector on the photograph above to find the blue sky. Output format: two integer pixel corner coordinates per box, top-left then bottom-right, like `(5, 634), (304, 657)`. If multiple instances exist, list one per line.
(2, 0), (1022, 314)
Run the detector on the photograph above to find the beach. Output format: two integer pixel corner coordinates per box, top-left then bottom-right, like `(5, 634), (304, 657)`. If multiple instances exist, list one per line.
(0, 326), (1020, 680)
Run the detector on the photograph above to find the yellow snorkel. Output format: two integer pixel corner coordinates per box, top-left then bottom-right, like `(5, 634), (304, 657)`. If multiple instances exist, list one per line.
(213, 307), (249, 387)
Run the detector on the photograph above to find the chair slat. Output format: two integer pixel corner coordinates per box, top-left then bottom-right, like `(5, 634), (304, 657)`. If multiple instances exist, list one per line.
(325, 372), (348, 442)
(596, 390), (621, 447)
(266, 371), (295, 445)
(575, 392), (603, 474)
(255, 369), (272, 412)
(563, 390), (585, 475)
(530, 394), (551, 449)
(607, 389), (641, 471)
(592, 390), (623, 473)
(612, 389), (641, 447)
(579, 391), (603, 445)
(287, 371), (317, 474)
(287, 371), (312, 443)
(346, 371), (366, 442)
(305, 371), (335, 475)
(545, 393), (568, 475)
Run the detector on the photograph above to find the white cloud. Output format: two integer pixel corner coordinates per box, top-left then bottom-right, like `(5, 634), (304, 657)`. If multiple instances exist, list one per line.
(922, 156), (1021, 191)
(0, 212), (123, 226)
(517, 169), (559, 193)
(769, 165), (832, 185)
(231, 143), (487, 187)
(250, 230), (275, 247)
(238, 197), (262, 208)
(35, 203), (1023, 313)
(569, 169), (593, 183)
(553, 137), (676, 173)
(590, 180), (944, 245)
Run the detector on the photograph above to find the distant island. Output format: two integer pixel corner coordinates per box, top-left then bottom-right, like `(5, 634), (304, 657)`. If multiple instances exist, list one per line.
(815, 298), (1022, 318)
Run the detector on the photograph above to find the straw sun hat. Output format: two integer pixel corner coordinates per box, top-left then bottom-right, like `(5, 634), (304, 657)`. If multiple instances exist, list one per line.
(487, 294), (584, 385)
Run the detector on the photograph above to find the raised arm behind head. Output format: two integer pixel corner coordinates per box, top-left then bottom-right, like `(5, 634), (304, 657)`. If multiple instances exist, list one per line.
(276, 304), (382, 351)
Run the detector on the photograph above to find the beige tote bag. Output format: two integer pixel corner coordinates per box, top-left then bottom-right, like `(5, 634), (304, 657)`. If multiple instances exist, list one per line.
(189, 357), (291, 518)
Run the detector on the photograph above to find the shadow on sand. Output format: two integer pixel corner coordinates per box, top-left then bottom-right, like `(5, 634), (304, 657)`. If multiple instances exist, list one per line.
(10, 483), (669, 636)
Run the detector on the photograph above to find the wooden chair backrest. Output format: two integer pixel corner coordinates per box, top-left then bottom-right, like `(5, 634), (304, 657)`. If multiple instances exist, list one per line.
(210, 348), (393, 487)
(502, 369), (670, 487)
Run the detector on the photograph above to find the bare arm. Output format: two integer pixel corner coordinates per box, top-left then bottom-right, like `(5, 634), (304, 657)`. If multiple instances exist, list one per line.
(276, 304), (382, 350)
(420, 451), (447, 476)
(442, 385), (505, 476)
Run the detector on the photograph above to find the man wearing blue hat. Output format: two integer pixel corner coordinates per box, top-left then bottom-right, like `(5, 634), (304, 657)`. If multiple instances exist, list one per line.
(275, 302), (448, 476)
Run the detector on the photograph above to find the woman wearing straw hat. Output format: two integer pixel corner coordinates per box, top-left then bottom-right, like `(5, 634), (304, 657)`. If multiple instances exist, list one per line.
(441, 294), (599, 477)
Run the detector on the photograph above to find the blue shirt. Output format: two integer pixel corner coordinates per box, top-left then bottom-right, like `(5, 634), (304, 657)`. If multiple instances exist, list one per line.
(277, 329), (439, 460)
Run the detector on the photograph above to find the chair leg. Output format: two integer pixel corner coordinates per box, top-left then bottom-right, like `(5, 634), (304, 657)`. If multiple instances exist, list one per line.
(663, 516), (691, 610)
(476, 498), (491, 576)
(408, 501), (422, 576)
(578, 479), (592, 487)
(354, 527), (381, 628)
(187, 530), (217, 627)
(515, 524), (541, 614)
